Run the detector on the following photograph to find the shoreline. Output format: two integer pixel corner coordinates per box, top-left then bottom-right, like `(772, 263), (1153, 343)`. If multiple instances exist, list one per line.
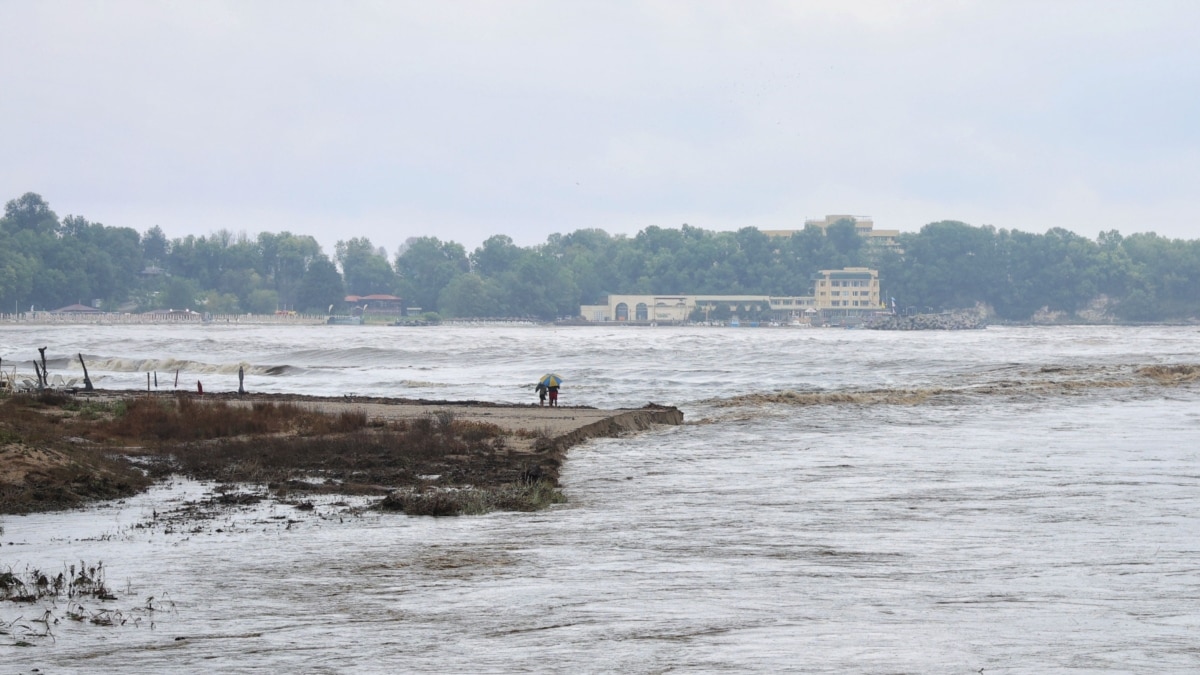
(75, 388), (684, 443)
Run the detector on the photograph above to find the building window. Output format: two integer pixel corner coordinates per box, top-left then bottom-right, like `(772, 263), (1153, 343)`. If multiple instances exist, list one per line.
(615, 303), (629, 321)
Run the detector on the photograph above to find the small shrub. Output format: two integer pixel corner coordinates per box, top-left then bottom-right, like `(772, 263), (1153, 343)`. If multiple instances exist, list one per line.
(101, 398), (370, 442)
(376, 481), (565, 516)
(72, 400), (121, 420)
(455, 420), (504, 443)
(379, 489), (463, 516)
(433, 410), (456, 430)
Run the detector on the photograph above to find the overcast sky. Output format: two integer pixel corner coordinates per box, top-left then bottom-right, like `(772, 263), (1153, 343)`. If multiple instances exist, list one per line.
(3, 1), (1198, 257)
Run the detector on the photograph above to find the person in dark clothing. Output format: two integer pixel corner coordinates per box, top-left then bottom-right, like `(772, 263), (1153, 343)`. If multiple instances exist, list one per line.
(535, 382), (548, 406)
(548, 385), (559, 407)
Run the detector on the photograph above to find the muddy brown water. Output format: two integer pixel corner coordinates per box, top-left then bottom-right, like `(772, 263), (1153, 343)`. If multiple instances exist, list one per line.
(2, 324), (1199, 672)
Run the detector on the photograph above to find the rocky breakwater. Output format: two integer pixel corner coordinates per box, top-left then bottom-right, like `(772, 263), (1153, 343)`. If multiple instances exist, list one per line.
(865, 310), (987, 330)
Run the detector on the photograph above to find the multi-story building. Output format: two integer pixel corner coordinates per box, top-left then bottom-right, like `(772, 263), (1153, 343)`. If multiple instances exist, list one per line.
(579, 267), (884, 323)
(761, 215), (900, 247)
(810, 267), (883, 310)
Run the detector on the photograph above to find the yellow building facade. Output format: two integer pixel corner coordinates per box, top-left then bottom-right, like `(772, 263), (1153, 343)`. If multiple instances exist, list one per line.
(761, 215), (900, 247)
(579, 267), (884, 322)
(811, 267), (883, 310)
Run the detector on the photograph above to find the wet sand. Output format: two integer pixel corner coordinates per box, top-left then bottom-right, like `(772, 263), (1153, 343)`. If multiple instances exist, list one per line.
(79, 389), (684, 446)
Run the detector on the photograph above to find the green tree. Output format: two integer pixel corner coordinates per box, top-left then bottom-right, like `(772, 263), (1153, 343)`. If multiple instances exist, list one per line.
(161, 277), (200, 311)
(258, 232), (323, 307)
(823, 218), (864, 267)
(471, 235), (523, 277)
(296, 253), (345, 312)
(3, 193), (59, 235)
(437, 274), (499, 317)
(245, 288), (281, 315)
(141, 225), (170, 264)
(0, 244), (36, 311)
(336, 237), (397, 295)
(896, 221), (1000, 310)
(394, 237), (469, 312)
(200, 292), (241, 314)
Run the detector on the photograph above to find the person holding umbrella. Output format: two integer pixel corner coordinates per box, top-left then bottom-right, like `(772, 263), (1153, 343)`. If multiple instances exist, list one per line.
(539, 374), (563, 407)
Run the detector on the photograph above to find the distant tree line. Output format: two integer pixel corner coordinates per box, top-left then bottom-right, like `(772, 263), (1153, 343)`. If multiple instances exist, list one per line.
(875, 221), (1200, 321)
(2, 193), (1198, 322)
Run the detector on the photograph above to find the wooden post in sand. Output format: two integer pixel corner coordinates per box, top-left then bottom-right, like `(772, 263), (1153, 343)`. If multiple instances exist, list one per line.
(78, 353), (95, 391)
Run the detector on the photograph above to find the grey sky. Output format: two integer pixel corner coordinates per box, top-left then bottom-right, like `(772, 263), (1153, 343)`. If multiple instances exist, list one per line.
(3, 1), (1198, 257)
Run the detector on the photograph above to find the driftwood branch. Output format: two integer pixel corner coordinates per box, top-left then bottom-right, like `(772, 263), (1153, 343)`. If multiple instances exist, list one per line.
(38, 346), (48, 388)
(78, 353), (95, 391)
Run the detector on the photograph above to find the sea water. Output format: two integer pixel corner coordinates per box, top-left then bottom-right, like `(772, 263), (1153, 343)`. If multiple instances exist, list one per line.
(1, 323), (1198, 673)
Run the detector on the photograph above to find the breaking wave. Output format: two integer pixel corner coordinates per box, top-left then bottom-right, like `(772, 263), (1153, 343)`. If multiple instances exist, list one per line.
(75, 357), (303, 377)
(716, 388), (944, 407)
(1136, 363), (1200, 384)
(712, 362), (1200, 408)
(277, 347), (413, 366)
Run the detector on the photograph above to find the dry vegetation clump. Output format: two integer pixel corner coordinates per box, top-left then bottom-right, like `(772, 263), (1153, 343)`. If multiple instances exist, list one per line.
(96, 397), (368, 442)
(0, 560), (144, 642)
(165, 411), (511, 492)
(377, 480), (566, 516)
(0, 561), (114, 604)
(394, 412), (506, 459)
